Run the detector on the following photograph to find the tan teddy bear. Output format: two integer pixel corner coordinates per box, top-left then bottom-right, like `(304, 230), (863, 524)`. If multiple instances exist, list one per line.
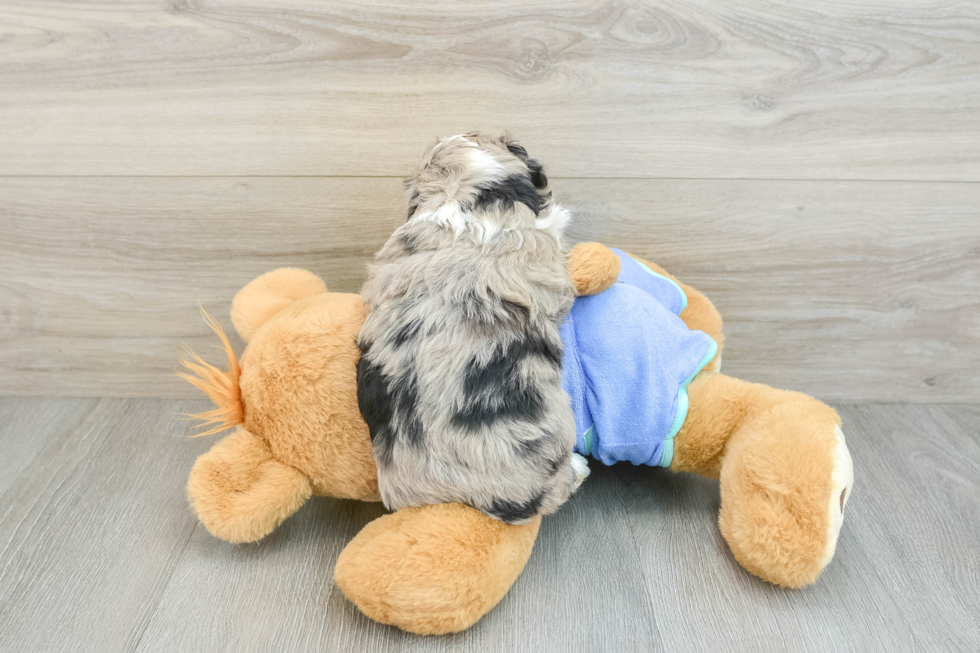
(180, 243), (853, 635)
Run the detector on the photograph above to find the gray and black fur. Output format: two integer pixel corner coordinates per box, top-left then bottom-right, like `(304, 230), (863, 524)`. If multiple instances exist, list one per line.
(357, 133), (588, 524)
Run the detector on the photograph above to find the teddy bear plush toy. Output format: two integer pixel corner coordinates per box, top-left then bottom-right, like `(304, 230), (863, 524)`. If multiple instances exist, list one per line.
(180, 242), (853, 635)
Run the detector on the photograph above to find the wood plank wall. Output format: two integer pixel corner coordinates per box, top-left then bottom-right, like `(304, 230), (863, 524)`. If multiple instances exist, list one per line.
(1, 0), (978, 401)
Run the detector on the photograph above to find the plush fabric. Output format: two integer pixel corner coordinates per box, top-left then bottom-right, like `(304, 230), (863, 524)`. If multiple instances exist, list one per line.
(231, 268), (328, 342)
(178, 310), (244, 437)
(625, 253), (725, 372)
(335, 503), (541, 635)
(672, 373), (843, 587)
(566, 241), (621, 296)
(182, 267), (540, 634)
(238, 291), (378, 499)
(187, 426), (312, 543)
(184, 270), (379, 528)
(561, 249), (717, 467)
(178, 243), (853, 636)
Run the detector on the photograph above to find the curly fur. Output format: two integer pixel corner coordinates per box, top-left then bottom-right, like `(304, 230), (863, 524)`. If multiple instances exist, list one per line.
(357, 133), (584, 524)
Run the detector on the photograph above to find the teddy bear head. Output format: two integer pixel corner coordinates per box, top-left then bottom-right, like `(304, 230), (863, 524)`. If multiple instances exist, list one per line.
(181, 269), (379, 542)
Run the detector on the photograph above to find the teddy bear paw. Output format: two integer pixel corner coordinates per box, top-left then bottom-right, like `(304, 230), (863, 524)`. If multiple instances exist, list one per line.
(818, 424), (854, 570)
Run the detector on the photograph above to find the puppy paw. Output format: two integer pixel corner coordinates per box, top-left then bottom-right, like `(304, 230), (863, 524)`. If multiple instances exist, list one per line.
(571, 452), (591, 489)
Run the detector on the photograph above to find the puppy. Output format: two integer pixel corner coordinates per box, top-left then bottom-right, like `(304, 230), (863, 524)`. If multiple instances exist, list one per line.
(357, 133), (589, 524)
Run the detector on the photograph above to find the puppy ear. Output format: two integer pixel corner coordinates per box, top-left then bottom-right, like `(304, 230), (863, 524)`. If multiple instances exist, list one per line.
(506, 142), (529, 161)
(230, 268), (327, 342)
(406, 188), (420, 220)
(526, 158), (549, 191)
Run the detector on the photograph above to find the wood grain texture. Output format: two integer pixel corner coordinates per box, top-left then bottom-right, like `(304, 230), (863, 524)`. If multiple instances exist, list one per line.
(0, 0), (978, 179)
(2, 398), (979, 652)
(561, 178), (980, 403)
(2, 176), (977, 401)
(134, 498), (390, 653)
(609, 450), (919, 652)
(0, 397), (95, 496)
(836, 404), (980, 652)
(0, 177), (404, 398)
(0, 398), (211, 653)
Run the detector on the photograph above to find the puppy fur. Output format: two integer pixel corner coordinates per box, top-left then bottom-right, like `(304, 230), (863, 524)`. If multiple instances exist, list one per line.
(357, 133), (582, 524)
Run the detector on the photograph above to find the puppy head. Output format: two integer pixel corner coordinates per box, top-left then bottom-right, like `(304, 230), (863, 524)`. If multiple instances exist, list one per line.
(405, 133), (567, 239)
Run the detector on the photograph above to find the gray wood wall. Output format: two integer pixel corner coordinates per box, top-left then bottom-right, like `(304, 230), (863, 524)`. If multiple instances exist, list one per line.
(1, 0), (978, 402)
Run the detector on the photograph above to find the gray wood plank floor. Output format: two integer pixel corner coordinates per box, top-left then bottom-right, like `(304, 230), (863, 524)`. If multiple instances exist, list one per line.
(1, 398), (977, 652)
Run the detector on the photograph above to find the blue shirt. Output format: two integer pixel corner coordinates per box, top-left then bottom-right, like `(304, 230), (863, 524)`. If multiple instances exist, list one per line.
(560, 249), (718, 467)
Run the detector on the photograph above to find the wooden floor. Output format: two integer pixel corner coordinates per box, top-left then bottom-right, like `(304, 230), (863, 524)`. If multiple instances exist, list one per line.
(0, 397), (977, 652)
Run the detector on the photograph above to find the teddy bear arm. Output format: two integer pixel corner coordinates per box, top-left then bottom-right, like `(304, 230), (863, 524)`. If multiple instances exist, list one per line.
(567, 245), (724, 369)
(672, 372), (853, 588)
(187, 427), (313, 543)
(567, 242), (621, 296)
(334, 503), (541, 635)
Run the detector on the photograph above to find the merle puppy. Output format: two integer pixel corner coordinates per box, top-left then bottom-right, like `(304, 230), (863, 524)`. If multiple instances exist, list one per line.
(357, 133), (589, 524)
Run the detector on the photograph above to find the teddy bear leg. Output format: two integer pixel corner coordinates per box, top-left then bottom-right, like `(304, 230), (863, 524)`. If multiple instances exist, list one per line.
(188, 427), (313, 543)
(671, 373), (854, 587)
(335, 503), (541, 635)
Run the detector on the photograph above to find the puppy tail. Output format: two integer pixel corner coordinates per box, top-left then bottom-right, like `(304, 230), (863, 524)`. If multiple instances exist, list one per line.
(178, 309), (244, 437)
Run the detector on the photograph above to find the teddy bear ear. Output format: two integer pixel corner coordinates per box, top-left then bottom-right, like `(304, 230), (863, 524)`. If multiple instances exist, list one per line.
(230, 268), (328, 342)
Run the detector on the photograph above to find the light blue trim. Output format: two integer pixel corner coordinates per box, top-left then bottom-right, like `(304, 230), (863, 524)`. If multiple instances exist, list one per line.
(633, 259), (689, 313)
(583, 426), (595, 456)
(660, 438), (674, 471)
(658, 337), (719, 468)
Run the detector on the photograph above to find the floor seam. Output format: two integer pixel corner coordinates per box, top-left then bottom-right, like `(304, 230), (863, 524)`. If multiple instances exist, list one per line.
(614, 482), (670, 653)
(128, 521), (199, 653)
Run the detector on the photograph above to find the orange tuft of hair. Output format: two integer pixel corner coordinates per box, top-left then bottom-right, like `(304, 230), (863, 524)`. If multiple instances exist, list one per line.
(178, 308), (244, 437)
